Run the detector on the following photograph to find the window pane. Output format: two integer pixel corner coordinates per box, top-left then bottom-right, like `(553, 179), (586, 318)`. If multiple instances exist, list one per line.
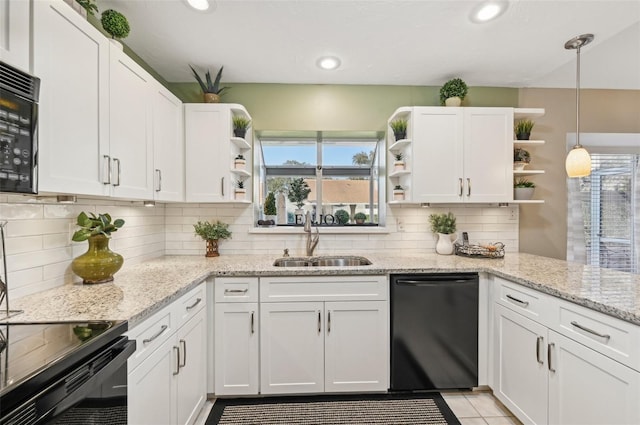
(315, 176), (378, 224)
(261, 140), (316, 166)
(322, 140), (377, 167)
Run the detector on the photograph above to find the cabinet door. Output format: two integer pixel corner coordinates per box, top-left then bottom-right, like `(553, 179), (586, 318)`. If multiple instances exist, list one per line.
(0, 0), (30, 72)
(109, 44), (154, 199)
(34, 0), (110, 196)
(260, 302), (324, 394)
(184, 104), (227, 202)
(411, 107), (464, 203)
(176, 309), (207, 425)
(128, 336), (177, 425)
(548, 330), (640, 425)
(324, 301), (389, 392)
(152, 83), (184, 202)
(214, 303), (259, 395)
(494, 304), (548, 425)
(463, 108), (513, 202)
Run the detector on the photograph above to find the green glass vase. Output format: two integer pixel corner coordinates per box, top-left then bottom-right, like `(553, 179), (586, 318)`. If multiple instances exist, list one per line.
(71, 234), (124, 284)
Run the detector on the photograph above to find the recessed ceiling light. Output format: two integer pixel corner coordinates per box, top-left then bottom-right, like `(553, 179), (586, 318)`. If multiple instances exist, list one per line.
(186, 0), (209, 11)
(316, 56), (341, 70)
(470, 1), (508, 23)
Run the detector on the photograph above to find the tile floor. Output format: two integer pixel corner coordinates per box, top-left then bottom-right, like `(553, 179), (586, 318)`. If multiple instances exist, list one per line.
(194, 390), (522, 425)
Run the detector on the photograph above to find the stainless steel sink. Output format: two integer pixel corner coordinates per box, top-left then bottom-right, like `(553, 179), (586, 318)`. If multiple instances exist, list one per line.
(273, 256), (372, 267)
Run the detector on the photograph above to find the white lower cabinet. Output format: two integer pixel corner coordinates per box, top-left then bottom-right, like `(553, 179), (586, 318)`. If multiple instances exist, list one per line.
(127, 284), (206, 425)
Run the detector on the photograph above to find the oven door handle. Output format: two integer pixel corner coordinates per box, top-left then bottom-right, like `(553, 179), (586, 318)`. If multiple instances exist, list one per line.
(50, 337), (136, 417)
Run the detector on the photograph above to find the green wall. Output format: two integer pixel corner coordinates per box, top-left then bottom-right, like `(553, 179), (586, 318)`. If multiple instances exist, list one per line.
(168, 83), (519, 131)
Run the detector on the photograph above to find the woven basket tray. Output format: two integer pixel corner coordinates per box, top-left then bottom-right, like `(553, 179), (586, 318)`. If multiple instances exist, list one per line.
(454, 242), (505, 259)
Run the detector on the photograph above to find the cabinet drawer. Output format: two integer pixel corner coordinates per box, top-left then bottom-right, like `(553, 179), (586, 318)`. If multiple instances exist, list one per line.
(260, 276), (388, 302)
(555, 300), (640, 372)
(126, 307), (173, 371)
(215, 277), (259, 303)
(175, 283), (206, 328)
(494, 276), (555, 326)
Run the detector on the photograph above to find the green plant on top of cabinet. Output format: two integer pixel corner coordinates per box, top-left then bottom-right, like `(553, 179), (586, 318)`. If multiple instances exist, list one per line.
(185, 103), (253, 202)
(189, 65), (226, 103)
(101, 9), (130, 41)
(439, 77), (468, 107)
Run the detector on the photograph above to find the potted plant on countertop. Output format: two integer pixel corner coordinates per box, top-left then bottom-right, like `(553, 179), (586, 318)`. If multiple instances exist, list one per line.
(439, 77), (468, 107)
(513, 147), (531, 170)
(389, 118), (408, 141)
(193, 220), (232, 257)
(100, 9), (130, 48)
(515, 119), (535, 140)
(234, 180), (246, 200)
(393, 152), (405, 171)
(232, 116), (251, 139)
(429, 212), (458, 255)
(262, 191), (277, 225)
(287, 178), (312, 216)
(234, 154), (246, 169)
(189, 65), (227, 103)
(514, 178), (536, 200)
(70, 212), (125, 284)
(393, 184), (405, 201)
(354, 212), (367, 224)
(334, 209), (350, 225)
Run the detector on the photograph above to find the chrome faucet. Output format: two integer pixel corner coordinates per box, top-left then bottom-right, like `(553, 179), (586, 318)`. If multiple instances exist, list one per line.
(304, 211), (320, 256)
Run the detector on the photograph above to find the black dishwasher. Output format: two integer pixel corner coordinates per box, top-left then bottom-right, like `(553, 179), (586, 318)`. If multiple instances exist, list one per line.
(390, 273), (478, 391)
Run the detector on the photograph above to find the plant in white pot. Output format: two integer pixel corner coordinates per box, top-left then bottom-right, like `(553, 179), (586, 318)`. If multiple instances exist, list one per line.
(429, 212), (458, 255)
(513, 147), (531, 170)
(514, 178), (535, 200)
(234, 180), (246, 200)
(234, 154), (246, 169)
(439, 77), (468, 107)
(393, 152), (405, 171)
(392, 185), (405, 201)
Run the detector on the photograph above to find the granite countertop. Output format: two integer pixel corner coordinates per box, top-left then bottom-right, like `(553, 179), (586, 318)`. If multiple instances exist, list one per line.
(8, 253), (640, 327)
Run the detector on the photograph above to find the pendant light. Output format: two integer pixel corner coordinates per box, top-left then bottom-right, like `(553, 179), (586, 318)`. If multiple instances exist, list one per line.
(564, 34), (594, 178)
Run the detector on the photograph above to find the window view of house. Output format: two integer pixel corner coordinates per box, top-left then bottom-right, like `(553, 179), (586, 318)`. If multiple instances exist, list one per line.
(256, 131), (384, 226)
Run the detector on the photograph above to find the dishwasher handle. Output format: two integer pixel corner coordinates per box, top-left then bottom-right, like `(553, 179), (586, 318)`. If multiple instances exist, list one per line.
(395, 277), (477, 286)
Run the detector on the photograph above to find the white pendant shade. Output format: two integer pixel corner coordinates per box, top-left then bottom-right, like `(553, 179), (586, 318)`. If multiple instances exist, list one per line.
(565, 146), (592, 177)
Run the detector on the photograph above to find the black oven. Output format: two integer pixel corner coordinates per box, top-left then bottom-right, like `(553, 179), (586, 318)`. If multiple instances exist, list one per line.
(0, 320), (135, 425)
(0, 61), (40, 194)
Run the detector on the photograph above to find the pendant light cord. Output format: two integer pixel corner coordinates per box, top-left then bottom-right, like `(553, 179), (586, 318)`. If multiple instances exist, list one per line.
(575, 44), (581, 148)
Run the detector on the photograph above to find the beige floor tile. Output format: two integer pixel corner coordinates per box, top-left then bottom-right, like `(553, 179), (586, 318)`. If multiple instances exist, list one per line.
(459, 418), (488, 425)
(442, 393), (481, 418)
(465, 392), (512, 417)
(484, 417), (522, 425)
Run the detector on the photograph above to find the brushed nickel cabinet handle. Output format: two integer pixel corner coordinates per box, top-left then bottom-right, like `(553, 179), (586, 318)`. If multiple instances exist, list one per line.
(224, 289), (248, 294)
(179, 339), (187, 367)
(113, 158), (121, 186)
(143, 325), (168, 344)
(186, 298), (202, 310)
(328, 311), (331, 334)
(536, 336), (544, 364)
(155, 169), (162, 192)
(506, 294), (529, 307)
(250, 311), (255, 334)
(467, 178), (471, 197)
(548, 343), (556, 372)
(173, 346), (180, 375)
(570, 321), (611, 340)
(317, 311), (321, 334)
(459, 178), (463, 196)
(221, 177), (225, 196)
(103, 155), (111, 185)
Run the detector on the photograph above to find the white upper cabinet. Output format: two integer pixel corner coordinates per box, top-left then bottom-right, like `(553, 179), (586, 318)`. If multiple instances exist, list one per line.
(109, 45), (154, 199)
(0, 0), (31, 72)
(152, 82), (184, 202)
(34, 0), (110, 196)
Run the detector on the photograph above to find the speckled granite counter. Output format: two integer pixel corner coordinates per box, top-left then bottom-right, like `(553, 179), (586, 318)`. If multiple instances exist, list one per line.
(8, 253), (640, 327)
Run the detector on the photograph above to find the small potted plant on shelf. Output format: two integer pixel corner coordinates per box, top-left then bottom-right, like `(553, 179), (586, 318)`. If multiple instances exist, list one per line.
(515, 119), (535, 140)
(189, 65), (227, 103)
(234, 154), (246, 169)
(193, 220), (232, 257)
(389, 119), (408, 141)
(514, 178), (536, 200)
(334, 209), (350, 225)
(513, 147), (531, 170)
(354, 212), (367, 224)
(393, 184), (405, 201)
(234, 180), (246, 200)
(439, 77), (468, 106)
(393, 152), (405, 171)
(429, 212), (458, 255)
(232, 116), (251, 139)
(100, 9), (130, 48)
(263, 191), (277, 225)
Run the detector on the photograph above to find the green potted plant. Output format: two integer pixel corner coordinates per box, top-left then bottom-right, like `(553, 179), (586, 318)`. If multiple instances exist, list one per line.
(189, 65), (227, 103)
(100, 9), (130, 46)
(263, 191), (277, 224)
(235, 180), (246, 200)
(515, 119), (535, 140)
(393, 152), (405, 171)
(389, 118), (408, 141)
(392, 184), (405, 201)
(70, 212), (125, 284)
(232, 116), (251, 138)
(193, 220), (232, 257)
(439, 77), (468, 106)
(234, 154), (246, 169)
(76, 0), (98, 16)
(334, 209), (350, 225)
(354, 212), (367, 224)
(429, 212), (458, 255)
(514, 178), (536, 200)
(513, 147), (531, 170)
(287, 178), (311, 211)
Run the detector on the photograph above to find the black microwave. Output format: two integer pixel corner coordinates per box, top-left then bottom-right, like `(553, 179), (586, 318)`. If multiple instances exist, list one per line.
(0, 61), (40, 194)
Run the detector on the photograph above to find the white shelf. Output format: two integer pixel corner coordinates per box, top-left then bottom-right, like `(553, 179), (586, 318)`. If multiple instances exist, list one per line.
(514, 170), (545, 175)
(231, 137), (251, 149)
(388, 139), (411, 151)
(511, 200), (545, 204)
(514, 108), (545, 119)
(231, 168), (251, 178)
(514, 140), (545, 145)
(388, 169), (411, 178)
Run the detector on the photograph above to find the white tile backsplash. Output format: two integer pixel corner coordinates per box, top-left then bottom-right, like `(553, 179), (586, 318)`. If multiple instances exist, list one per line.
(0, 196), (518, 300)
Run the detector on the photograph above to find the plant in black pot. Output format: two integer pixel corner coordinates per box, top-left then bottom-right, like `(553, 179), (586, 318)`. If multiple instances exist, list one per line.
(439, 77), (468, 106)
(189, 65), (227, 103)
(101, 9), (130, 47)
(389, 119), (408, 141)
(515, 119), (535, 140)
(232, 116), (251, 139)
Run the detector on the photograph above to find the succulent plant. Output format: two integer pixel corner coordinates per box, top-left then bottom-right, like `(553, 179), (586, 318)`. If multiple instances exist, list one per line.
(189, 65), (227, 95)
(394, 152), (403, 161)
(514, 178), (536, 188)
(514, 147), (531, 163)
(72, 212), (125, 241)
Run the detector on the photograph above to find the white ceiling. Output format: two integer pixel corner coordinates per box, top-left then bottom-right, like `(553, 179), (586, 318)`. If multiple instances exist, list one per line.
(99, 0), (640, 89)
